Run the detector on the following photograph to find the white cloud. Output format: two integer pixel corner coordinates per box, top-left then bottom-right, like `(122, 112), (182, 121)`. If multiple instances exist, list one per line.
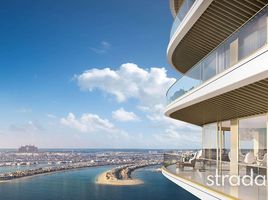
(101, 41), (110, 48)
(75, 63), (202, 148)
(112, 108), (139, 122)
(60, 112), (115, 133)
(143, 103), (202, 147)
(47, 114), (57, 119)
(75, 63), (175, 104)
(89, 41), (111, 54)
(153, 126), (201, 149)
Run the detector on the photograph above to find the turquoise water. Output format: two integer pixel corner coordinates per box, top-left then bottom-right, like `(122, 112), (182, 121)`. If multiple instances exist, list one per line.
(0, 166), (198, 200)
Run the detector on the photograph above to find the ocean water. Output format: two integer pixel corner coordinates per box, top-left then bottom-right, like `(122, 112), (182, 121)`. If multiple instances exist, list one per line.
(0, 166), (198, 200)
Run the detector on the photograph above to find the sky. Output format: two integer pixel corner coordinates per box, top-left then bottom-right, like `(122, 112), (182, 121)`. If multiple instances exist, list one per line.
(0, 0), (201, 149)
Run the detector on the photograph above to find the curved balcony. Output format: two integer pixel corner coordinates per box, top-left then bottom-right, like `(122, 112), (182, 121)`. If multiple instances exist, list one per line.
(168, 0), (267, 74)
(163, 152), (268, 200)
(170, 0), (196, 39)
(167, 6), (268, 105)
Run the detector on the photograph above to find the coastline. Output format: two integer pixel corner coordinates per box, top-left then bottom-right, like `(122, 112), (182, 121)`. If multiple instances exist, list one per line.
(0, 161), (161, 184)
(0, 171), (62, 183)
(0, 165), (105, 183)
(0, 166), (145, 185)
(96, 171), (143, 186)
(95, 163), (162, 186)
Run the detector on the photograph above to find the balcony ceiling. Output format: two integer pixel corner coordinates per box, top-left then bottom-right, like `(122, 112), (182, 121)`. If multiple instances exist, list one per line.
(169, 78), (268, 126)
(172, 0), (268, 73)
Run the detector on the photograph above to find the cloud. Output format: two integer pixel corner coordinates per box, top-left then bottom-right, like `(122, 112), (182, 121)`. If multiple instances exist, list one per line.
(75, 63), (175, 104)
(89, 41), (111, 54)
(101, 41), (110, 48)
(9, 121), (44, 132)
(153, 126), (201, 149)
(60, 112), (116, 133)
(47, 114), (57, 119)
(142, 103), (202, 147)
(112, 108), (139, 122)
(74, 63), (201, 148)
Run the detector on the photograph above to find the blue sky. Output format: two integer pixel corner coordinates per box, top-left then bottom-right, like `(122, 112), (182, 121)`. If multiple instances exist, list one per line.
(0, 0), (201, 149)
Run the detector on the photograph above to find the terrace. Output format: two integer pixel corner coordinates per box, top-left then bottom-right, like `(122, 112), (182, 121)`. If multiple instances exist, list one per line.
(167, 6), (268, 105)
(163, 152), (267, 200)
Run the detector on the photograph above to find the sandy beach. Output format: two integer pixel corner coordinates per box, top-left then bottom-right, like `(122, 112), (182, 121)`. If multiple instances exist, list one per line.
(96, 171), (143, 186)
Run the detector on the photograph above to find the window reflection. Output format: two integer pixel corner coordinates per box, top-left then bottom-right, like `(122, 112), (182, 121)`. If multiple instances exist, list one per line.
(239, 115), (267, 177)
(203, 123), (217, 160)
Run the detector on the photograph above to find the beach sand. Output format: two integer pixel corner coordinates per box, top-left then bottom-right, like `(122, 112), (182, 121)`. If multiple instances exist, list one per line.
(96, 171), (143, 186)
(0, 168), (144, 186)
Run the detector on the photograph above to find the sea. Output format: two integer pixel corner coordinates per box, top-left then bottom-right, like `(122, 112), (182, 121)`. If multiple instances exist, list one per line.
(0, 149), (198, 200)
(0, 166), (198, 200)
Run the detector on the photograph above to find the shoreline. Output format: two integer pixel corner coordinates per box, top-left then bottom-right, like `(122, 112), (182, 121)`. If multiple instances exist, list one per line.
(0, 165), (109, 183)
(95, 163), (161, 186)
(96, 171), (143, 186)
(0, 170), (66, 183)
(0, 163), (161, 184)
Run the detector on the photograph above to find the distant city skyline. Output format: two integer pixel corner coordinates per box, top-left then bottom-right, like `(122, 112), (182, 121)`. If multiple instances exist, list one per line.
(0, 0), (201, 149)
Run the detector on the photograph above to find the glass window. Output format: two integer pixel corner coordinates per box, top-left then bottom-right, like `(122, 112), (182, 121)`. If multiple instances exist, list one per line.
(203, 123), (217, 160)
(220, 121), (231, 162)
(239, 115), (267, 165)
(202, 52), (217, 81)
(238, 12), (267, 59)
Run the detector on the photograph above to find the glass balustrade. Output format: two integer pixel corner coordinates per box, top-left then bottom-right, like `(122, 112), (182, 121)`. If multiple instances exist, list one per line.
(167, 7), (268, 104)
(163, 151), (267, 200)
(170, 0), (196, 39)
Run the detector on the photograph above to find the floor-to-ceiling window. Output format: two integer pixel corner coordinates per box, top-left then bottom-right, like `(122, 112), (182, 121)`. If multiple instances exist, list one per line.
(203, 123), (217, 161)
(238, 115), (267, 176)
(219, 121), (231, 162)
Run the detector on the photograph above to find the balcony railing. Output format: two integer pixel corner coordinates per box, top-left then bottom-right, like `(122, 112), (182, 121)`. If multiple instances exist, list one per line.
(167, 6), (268, 104)
(163, 152), (267, 200)
(170, 0), (196, 39)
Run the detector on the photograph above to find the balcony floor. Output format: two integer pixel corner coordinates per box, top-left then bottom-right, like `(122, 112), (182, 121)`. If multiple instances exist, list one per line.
(166, 163), (267, 200)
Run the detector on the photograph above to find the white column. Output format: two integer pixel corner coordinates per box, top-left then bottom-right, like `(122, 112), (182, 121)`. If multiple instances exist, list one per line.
(230, 119), (239, 176)
(230, 119), (239, 197)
